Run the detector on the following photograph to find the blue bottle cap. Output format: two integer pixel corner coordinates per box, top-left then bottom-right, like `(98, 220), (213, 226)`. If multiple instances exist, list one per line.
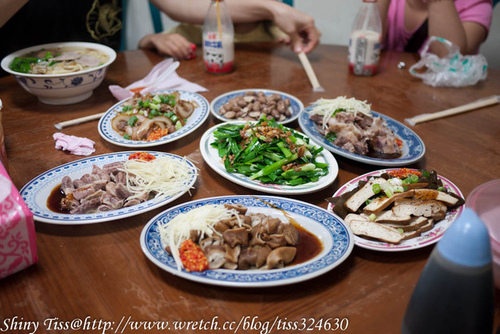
(437, 208), (492, 267)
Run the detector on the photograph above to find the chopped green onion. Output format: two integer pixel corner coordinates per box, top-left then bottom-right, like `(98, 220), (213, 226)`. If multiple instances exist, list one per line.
(127, 115), (138, 126)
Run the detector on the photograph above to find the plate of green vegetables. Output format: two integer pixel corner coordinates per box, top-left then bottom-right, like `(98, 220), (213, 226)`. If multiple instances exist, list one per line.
(200, 117), (338, 195)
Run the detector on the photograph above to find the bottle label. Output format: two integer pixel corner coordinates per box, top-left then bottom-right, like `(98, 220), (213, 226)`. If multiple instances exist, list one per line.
(203, 32), (234, 74)
(348, 30), (381, 76)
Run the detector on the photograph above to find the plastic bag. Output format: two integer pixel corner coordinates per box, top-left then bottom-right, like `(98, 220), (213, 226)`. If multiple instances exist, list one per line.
(409, 36), (488, 88)
(0, 161), (38, 279)
(0, 101), (38, 279)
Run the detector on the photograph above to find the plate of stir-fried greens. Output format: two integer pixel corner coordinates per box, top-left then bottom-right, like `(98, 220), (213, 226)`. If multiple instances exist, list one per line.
(200, 116), (338, 194)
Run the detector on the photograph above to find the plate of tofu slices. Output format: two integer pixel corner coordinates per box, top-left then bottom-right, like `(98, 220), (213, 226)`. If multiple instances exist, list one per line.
(327, 168), (465, 251)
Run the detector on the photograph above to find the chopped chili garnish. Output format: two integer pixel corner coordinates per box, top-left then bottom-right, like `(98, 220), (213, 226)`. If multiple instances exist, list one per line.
(179, 239), (209, 272)
(129, 86), (146, 94)
(388, 168), (422, 179)
(146, 129), (169, 141)
(128, 152), (156, 161)
(395, 138), (403, 149)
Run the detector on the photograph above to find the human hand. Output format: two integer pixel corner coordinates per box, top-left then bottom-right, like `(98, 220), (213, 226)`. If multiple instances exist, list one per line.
(139, 33), (196, 60)
(270, 3), (321, 53)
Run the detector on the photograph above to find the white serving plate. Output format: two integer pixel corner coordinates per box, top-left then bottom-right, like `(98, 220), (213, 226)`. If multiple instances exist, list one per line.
(20, 151), (197, 224)
(210, 89), (303, 125)
(141, 195), (354, 287)
(329, 169), (464, 251)
(98, 90), (209, 148)
(200, 122), (339, 195)
(298, 109), (425, 166)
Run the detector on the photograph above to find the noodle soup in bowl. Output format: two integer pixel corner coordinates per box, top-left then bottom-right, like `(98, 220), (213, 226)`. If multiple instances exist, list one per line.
(1, 41), (116, 105)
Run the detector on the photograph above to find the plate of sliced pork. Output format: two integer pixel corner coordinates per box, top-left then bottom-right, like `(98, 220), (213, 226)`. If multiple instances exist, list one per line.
(141, 195), (354, 287)
(298, 97), (425, 166)
(326, 168), (465, 251)
(20, 151), (197, 224)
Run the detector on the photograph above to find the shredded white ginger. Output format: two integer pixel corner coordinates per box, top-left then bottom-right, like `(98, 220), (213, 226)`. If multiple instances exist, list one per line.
(159, 204), (241, 270)
(122, 156), (197, 200)
(307, 96), (372, 129)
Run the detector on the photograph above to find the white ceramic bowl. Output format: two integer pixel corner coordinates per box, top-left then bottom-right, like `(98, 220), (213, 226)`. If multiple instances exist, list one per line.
(1, 42), (116, 105)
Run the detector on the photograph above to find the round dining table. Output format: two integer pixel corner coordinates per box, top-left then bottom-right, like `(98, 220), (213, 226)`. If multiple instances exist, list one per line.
(1, 43), (500, 333)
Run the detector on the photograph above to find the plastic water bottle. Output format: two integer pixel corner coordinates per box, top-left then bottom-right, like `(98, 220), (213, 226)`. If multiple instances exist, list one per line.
(402, 208), (494, 333)
(203, 0), (234, 74)
(348, 0), (382, 76)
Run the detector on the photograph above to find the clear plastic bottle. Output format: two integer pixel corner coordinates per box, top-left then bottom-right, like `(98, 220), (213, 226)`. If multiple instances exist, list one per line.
(348, 0), (382, 76)
(202, 0), (234, 74)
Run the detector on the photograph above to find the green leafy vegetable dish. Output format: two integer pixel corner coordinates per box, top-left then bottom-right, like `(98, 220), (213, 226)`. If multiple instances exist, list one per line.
(210, 116), (329, 186)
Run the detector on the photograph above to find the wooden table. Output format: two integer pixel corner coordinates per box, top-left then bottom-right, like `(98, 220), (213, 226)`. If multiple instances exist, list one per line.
(1, 44), (499, 333)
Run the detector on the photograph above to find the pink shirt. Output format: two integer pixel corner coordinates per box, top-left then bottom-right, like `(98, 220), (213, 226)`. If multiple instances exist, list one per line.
(384, 0), (493, 52)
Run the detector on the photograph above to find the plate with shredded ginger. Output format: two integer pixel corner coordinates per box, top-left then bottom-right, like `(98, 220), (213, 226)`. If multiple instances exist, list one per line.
(98, 90), (209, 148)
(140, 195), (354, 287)
(298, 100), (425, 166)
(328, 168), (464, 252)
(20, 151), (198, 224)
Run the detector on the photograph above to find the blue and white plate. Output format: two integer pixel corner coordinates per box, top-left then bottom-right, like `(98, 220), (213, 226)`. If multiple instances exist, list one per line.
(140, 195), (354, 287)
(210, 89), (303, 125)
(298, 109), (425, 166)
(98, 90), (209, 148)
(200, 122), (339, 195)
(20, 152), (197, 225)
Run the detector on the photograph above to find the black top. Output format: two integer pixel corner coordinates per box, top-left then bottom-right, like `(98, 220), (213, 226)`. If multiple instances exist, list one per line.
(0, 0), (123, 76)
(404, 19), (429, 53)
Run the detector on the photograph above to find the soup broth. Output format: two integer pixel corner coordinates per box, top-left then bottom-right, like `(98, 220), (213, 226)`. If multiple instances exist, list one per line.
(9, 46), (109, 75)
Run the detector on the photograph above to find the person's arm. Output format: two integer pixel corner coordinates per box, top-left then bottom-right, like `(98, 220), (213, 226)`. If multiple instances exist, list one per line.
(139, 33), (196, 59)
(377, 0), (392, 41)
(0, 0), (28, 28)
(149, 0), (320, 53)
(427, 0), (487, 55)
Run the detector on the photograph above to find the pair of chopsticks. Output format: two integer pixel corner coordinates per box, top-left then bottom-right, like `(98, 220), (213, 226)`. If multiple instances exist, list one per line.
(298, 52), (324, 92)
(405, 95), (500, 126)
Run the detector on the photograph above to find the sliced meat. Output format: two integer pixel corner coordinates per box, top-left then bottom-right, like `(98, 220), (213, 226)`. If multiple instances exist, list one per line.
(266, 247), (297, 269)
(223, 227), (249, 248)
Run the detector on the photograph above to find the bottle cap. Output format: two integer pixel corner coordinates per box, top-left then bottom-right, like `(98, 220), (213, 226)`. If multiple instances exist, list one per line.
(437, 208), (492, 267)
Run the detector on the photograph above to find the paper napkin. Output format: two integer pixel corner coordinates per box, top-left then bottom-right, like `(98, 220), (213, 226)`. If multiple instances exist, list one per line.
(108, 58), (208, 101)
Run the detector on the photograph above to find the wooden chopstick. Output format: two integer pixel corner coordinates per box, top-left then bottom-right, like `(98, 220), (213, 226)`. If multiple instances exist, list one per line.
(405, 95), (500, 126)
(298, 52), (324, 92)
(54, 112), (105, 130)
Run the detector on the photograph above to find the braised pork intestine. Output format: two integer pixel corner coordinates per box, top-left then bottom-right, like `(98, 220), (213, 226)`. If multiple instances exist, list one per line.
(111, 92), (198, 141)
(159, 204), (299, 271)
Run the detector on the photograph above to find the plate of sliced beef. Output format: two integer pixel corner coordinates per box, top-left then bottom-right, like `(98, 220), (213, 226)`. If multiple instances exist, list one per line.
(20, 151), (197, 224)
(298, 106), (425, 166)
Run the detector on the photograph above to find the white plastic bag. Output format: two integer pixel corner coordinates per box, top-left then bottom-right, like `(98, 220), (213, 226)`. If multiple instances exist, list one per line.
(409, 36), (488, 88)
